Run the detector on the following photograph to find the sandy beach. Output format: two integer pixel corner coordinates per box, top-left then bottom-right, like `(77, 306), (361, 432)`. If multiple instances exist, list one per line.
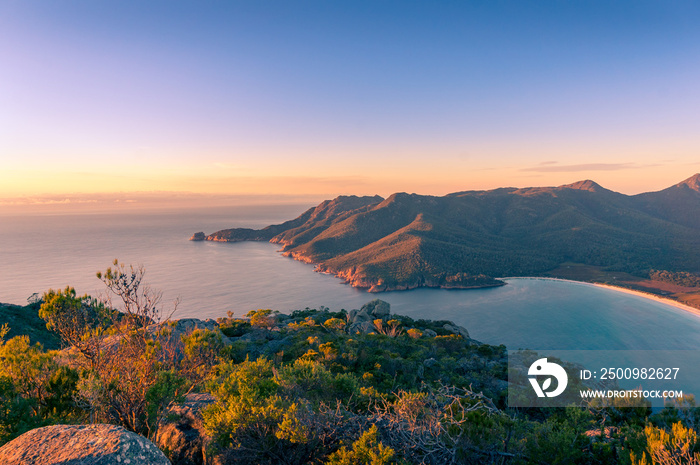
(503, 276), (700, 319)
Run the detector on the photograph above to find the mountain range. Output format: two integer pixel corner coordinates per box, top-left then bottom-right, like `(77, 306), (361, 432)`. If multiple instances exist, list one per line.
(193, 174), (700, 292)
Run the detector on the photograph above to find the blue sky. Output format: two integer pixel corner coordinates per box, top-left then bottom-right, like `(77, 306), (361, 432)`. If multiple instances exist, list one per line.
(2, 0), (699, 201)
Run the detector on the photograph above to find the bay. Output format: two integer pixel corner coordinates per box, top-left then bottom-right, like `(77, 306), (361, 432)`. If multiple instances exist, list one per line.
(2, 205), (700, 352)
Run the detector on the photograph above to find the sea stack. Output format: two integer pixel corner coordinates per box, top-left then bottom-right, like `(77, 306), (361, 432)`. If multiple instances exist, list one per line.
(190, 232), (206, 241)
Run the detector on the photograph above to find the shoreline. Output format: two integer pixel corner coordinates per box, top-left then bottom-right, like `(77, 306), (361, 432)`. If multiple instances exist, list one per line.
(200, 238), (700, 315)
(502, 276), (700, 319)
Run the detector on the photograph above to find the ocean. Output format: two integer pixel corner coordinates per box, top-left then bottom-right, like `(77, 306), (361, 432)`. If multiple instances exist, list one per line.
(2, 205), (700, 351)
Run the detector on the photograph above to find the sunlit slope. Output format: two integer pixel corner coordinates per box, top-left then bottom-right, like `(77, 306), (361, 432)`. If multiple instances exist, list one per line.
(633, 174), (700, 230)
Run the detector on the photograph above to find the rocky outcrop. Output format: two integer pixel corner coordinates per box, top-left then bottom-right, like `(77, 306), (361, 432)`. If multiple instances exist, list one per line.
(346, 299), (391, 334)
(422, 328), (438, 338)
(443, 323), (470, 340)
(230, 328), (292, 358)
(156, 393), (215, 465)
(189, 232), (206, 241)
(0, 424), (170, 464)
(347, 320), (375, 334)
(361, 299), (391, 318)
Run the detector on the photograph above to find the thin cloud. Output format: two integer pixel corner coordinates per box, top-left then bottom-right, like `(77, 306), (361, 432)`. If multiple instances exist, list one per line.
(521, 163), (638, 173)
(213, 162), (243, 170)
(0, 197), (99, 206)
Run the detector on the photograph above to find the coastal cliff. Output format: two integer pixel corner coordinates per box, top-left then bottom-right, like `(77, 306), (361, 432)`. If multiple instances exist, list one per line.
(314, 262), (504, 293)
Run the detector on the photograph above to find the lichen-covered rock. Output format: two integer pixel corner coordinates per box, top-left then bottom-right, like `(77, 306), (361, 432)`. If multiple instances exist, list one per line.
(346, 299), (391, 334)
(443, 323), (470, 339)
(0, 424), (170, 465)
(156, 393), (215, 465)
(347, 320), (374, 334)
(422, 328), (438, 338)
(348, 308), (370, 324)
(360, 299), (391, 318)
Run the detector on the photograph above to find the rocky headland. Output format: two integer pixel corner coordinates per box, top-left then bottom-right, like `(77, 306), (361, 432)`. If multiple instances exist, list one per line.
(192, 175), (700, 296)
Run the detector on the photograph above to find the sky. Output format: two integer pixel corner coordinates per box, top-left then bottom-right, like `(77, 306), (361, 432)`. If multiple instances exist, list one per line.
(1, 0), (700, 206)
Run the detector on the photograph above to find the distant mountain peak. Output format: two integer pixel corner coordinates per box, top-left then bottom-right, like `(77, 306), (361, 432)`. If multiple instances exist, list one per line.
(674, 173), (700, 192)
(559, 180), (605, 192)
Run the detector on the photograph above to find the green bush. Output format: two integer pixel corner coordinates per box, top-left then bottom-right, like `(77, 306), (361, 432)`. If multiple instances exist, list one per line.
(218, 319), (251, 337)
(0, 376), (40, 446)
(326, 425), (397, 465)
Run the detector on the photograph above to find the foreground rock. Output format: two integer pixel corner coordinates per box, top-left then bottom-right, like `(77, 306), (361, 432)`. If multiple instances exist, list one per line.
(156, 393), (215, 465)
(0, 424), (170, 465)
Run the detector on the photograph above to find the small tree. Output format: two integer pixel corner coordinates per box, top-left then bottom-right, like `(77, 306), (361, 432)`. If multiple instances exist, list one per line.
(323, 318), (346, 332)
(326, 425), (396, 465)
(0, 324), (38, 444)
(0, 377), (38, 446)
(406, 328), (422, 340)
(39, 260), (219, 439)
(97, 259), (177, 328)
(39, 286), (110, 370)
(0, 334), (80, 423)
(246, 309), (278, 330)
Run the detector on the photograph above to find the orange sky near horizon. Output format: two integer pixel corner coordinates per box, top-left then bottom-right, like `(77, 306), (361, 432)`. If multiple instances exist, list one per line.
(2, 156), (699, 203)
(2, 2), (699, 205)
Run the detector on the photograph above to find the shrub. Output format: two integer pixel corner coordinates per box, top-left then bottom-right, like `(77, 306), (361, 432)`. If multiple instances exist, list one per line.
(631, 422), (700, 465)
(323, 318), (346, 331)
(39, 286), (111, 370)
(326, 425), (396, 465)
(406, 328), (422, 340)
(246, 309), (278, 329)
(218, 318), (251, 337)
(0, 377), (39, 446)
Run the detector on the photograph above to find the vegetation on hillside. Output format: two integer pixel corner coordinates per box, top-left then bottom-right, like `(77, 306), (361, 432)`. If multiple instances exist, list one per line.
(648, 270), (700, 289)
(0, 301), (60, 350)
(1, 261), (222, 441)
(2, 262), (700, 463)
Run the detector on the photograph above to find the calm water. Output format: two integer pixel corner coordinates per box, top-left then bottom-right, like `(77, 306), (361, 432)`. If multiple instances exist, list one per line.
(2, 206), (700, 351)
